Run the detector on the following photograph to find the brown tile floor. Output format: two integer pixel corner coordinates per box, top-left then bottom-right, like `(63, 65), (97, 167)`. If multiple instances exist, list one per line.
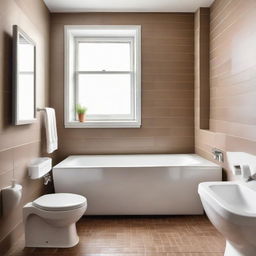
(7, 216), (225, 256)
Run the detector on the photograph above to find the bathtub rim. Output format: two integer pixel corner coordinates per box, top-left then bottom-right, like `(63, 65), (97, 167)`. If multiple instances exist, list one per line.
(53, 154), (220, 169)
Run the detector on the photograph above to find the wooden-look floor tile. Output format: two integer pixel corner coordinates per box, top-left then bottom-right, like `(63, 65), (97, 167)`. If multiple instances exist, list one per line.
(7, 216), (225, 256)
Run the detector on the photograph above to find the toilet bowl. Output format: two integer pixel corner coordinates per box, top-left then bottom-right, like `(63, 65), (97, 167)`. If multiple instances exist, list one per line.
(23, 193), (87, 248)
(198, 181), (256, 256)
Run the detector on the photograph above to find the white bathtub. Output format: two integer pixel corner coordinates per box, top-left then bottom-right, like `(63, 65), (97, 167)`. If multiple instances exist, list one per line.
(53, 154), (221, 215)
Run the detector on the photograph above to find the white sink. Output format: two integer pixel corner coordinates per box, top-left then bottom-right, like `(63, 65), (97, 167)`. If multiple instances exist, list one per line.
(198, 181), (256, 256)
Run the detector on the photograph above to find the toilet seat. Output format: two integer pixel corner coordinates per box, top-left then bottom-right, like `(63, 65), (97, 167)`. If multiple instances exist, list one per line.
(32, 193), (87, 211)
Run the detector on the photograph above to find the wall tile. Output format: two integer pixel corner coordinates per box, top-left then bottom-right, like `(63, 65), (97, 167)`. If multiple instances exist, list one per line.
(50, 13), (195, 161)
(0, 0), (50, 253)
(195, 0), (256, 179)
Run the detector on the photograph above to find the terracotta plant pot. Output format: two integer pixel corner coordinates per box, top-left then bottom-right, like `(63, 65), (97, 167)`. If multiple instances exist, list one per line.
(78, 113), (86, 122)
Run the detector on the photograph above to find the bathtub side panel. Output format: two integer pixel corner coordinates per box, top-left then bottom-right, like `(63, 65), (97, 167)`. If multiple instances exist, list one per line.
(53, 166), (221, 215)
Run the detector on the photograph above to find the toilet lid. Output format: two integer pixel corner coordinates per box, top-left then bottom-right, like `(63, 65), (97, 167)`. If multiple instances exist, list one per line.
(33, 193), (87, 211)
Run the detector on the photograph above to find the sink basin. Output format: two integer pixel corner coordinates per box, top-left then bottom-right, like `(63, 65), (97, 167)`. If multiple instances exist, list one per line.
(202, 182), (256, 216)
(198, 181), (256, 256)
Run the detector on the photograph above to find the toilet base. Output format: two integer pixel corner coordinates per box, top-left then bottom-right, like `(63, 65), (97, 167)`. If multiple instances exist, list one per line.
(225, 241), (256, 256)
(25, 214), (79, 248)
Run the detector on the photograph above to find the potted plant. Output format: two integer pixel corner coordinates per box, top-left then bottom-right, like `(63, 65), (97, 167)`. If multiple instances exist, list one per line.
(76, 104), (87, 122)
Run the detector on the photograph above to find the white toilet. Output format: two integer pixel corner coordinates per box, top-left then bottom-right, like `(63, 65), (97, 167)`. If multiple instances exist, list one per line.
(24, 157), (87, 248)
(23, 193), (87, 248)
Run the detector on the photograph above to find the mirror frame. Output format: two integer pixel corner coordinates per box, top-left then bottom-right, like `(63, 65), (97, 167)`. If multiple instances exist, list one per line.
(12, 25), (36, 125)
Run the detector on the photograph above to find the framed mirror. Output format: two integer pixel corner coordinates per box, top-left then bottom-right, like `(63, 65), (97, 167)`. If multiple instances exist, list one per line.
(13, 25), (36, 125)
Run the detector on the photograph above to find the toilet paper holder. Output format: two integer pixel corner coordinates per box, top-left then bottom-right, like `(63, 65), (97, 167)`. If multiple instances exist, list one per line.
(1, 181), (22, 216)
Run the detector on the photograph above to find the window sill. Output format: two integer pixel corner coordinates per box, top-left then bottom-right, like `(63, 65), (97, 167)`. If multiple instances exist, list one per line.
(65, 120), (141, 128)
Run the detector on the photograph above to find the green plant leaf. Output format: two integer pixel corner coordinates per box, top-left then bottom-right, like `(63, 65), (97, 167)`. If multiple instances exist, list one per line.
(76, 104), (87, 114)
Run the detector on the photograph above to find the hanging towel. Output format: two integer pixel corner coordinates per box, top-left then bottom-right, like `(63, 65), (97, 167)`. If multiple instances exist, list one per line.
(44, 108), (58, 154)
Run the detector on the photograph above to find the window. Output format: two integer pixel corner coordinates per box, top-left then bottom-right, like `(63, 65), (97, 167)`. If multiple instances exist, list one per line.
(65, 26), (141, 128)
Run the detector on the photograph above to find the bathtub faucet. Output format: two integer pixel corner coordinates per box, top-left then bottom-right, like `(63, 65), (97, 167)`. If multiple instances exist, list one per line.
(212, 148), (224, 162)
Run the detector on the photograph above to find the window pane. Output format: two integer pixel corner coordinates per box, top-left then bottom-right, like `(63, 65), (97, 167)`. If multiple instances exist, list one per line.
(78, 42), (131, 71)
(78, 74), (131, 116)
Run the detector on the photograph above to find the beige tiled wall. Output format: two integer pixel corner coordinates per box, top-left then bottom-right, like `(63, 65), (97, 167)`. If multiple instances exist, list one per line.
(194, 8), (210, 130)
(195, 0), (256, 179)
(50, 13), (195, 161)
(2, 0), (256, 252)
(0, 0), (50, 254)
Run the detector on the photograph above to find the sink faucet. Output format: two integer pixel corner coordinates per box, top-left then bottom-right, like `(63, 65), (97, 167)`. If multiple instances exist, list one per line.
(246, 173), (256, 182)
(241, 165), (256, 182)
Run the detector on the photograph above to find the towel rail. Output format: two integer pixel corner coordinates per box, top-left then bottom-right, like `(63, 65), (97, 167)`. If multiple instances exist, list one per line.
(37, 108), (46, 111)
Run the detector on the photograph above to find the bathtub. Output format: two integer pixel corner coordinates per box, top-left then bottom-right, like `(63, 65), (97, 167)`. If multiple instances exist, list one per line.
(53, 154), (221, 215)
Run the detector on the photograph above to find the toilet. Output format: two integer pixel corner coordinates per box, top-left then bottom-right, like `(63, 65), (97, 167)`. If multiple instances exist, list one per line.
(23, 193), (87, 248)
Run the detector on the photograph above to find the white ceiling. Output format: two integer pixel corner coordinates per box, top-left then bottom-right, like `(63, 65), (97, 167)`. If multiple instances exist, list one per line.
(43, 0), (214, 13)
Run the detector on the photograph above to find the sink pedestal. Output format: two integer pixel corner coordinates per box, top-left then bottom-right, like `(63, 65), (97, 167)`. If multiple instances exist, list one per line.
(225, 241), (256, 256)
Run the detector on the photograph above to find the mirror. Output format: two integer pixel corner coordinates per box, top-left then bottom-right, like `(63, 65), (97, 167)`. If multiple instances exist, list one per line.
(13, 25), (36, 125)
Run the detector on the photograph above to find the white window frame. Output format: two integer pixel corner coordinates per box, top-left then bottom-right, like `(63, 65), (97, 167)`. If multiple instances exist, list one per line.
(64, 25), (141, 128)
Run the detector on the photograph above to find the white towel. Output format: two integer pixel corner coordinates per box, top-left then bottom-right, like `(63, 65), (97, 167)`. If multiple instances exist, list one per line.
(44, 108), (58, 154)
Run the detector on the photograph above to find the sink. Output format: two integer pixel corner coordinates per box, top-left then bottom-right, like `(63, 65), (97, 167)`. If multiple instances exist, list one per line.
(198, 181), (256, 256)
(206, 183), (256, 215)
